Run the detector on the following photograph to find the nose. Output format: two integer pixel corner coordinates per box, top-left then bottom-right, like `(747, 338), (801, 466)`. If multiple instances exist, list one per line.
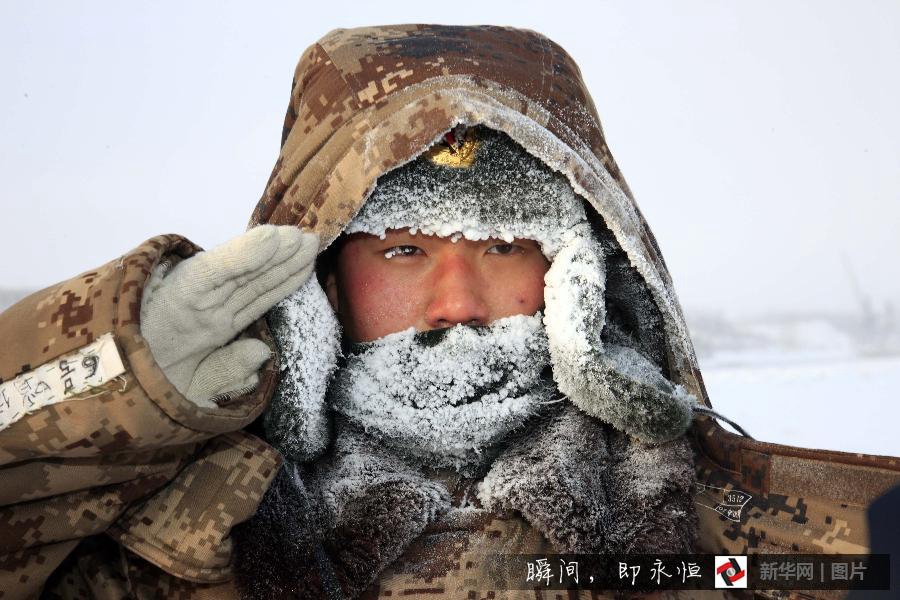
(424, 253), (489, 329)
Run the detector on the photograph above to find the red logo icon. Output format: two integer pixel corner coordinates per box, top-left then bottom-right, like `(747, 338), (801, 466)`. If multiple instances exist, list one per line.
(715, 556), (748, 588)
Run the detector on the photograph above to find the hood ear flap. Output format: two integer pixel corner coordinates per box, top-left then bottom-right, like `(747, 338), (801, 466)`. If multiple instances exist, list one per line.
(543, 223), (695, 443)
(594, 215), (670, 374)
(264, 276), (342, 462)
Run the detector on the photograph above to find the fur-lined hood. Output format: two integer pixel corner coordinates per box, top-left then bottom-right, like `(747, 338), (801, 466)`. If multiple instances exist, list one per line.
(235, 25), (704, 598)
(229, 26), (900, 600)
(249, 24), (708, 404)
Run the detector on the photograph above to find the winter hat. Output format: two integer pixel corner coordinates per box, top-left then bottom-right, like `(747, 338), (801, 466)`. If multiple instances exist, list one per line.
(264, 126), (696, 464)
(344, 126), (587, 259)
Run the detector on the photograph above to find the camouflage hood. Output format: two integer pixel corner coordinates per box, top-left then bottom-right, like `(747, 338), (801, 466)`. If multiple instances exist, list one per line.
(237, 26), (900, 599)
(249, 24), (707, 411)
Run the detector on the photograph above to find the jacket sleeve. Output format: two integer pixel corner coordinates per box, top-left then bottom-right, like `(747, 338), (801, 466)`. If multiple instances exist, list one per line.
(0, 235), (282, 597)
(0, 234), (279, 465)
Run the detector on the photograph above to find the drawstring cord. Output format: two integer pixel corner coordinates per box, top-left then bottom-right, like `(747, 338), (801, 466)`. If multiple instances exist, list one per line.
(693, 405), (754, 439)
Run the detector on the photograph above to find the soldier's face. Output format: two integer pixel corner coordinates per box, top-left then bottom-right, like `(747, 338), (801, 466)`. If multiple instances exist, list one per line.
(324, 229), (550, 343)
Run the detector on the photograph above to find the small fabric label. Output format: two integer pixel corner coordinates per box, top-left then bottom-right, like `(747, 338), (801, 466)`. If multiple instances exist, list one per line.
(0, 332), (126, 431)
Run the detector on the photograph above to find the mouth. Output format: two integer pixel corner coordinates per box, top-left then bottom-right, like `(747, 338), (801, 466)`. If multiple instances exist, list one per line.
(465, 371), (515, 405)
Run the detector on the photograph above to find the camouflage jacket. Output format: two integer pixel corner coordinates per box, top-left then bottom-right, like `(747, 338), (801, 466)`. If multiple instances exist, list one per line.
(0, 235), (282, 599)
(3, 24), (899, 600)
(248, 25), (900, 594)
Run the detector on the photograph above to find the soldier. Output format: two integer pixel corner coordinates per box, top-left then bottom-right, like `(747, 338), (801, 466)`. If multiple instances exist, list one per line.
(232, 126), (698, 597)
(1, 25), (705, 599)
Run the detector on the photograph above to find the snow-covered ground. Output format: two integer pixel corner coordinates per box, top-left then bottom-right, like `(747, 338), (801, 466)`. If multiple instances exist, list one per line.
(690, 311), (899, 457)
(700, 353), (898, 457)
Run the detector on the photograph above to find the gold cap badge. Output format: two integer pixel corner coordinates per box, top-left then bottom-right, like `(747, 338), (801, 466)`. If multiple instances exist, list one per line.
(425, 126), (480, 168)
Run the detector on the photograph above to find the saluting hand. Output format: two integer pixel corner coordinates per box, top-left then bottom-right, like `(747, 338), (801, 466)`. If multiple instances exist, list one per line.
(140, 225), (319, 407)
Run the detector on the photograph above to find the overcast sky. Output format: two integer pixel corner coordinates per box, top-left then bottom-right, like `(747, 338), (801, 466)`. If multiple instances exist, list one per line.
(1, 0), (898, 319)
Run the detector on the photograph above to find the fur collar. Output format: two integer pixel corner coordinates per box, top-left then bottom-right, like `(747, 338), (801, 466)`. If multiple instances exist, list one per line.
(232, 405), (697, 599)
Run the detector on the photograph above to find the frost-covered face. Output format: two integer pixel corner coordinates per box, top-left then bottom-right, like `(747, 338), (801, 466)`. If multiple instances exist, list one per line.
(331, 312), (554, 471)
(324, 228), (550, 342)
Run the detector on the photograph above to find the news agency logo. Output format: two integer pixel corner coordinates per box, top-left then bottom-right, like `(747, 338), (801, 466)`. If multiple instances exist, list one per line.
(715, 556), (748, 588)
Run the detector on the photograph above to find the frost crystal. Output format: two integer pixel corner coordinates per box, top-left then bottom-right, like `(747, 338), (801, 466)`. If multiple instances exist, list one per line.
(264, 276), (342, 462)
(330, 313), (556, 472)
(345, 129), (588, 259)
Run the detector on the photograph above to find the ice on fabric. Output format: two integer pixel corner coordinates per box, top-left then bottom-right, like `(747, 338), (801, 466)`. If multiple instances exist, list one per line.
(346, 125), (696, 442)
(543, 225), (607, 359)
(344, 129), (588, 259)
(543, 222), (697, 442)
(476, 404), (697, 553)
(330, 313), (556, 473)
(264, 276), (342, 462)
(314, 423), (452, 527)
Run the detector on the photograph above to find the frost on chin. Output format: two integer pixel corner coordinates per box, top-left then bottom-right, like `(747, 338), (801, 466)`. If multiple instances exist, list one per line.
(543, 225), (695, 443)
(264, 276), (342, 462)
(330, 314), (554, 473)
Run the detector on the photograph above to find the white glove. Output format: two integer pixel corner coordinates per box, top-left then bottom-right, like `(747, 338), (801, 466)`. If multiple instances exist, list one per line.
(140, 225), (319, 407)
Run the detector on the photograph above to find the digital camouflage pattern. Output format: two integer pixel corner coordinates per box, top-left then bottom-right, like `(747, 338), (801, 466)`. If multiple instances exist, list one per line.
(249, 24), (698, 403)
(357, 470), (728, 600)
(690, 418), (900, 600)
(0, 236), (280, 599)
(252, 24), (900, 599)
(248, 25), (900, 597)
(2, 23), (899, 599)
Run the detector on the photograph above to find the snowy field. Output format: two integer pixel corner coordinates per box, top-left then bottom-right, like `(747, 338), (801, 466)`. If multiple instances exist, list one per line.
(687, 312), (900, 456)
(700, 353), (898, 457)
(689, 309), (899, 457)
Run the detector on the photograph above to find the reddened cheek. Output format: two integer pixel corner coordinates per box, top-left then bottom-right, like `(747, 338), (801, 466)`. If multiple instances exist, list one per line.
(342, 272), (425, 341)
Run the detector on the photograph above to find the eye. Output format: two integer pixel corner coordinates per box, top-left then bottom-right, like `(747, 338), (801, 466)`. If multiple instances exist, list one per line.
(383, 245), (423, 259)
(486, 243), (523, 256)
